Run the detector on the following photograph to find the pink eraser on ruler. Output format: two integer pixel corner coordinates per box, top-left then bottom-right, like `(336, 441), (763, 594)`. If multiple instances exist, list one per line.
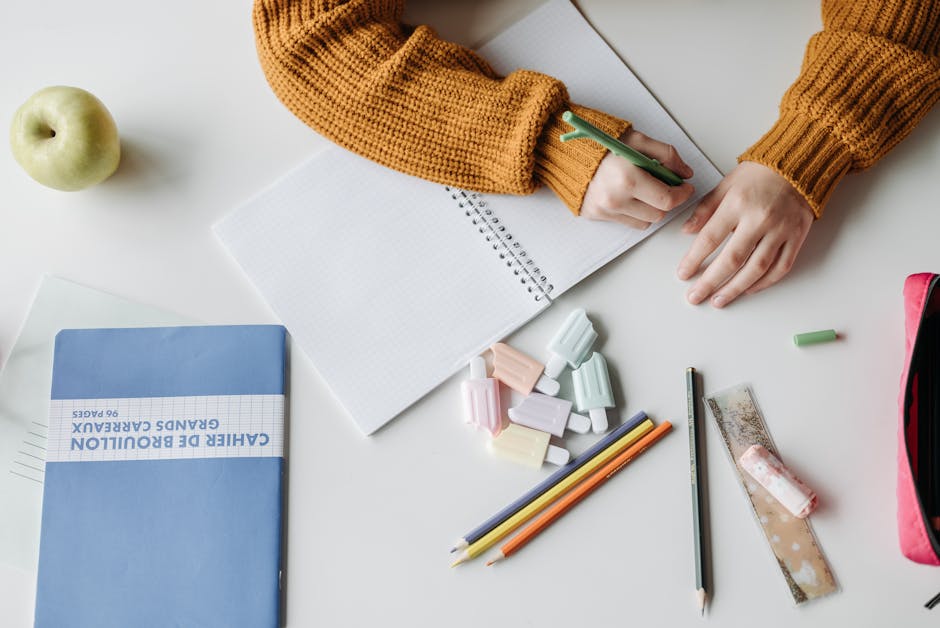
(739, 444), (818, 519)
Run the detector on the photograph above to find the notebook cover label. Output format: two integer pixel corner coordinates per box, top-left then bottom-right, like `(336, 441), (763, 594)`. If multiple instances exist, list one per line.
(47, 394), (284, 462)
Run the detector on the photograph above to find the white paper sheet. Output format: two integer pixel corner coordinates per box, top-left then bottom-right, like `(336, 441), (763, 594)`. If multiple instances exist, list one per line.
(0, 275), (190, 573)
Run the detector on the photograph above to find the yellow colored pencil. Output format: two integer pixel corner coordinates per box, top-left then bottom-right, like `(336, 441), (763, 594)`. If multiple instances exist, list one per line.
(450, 418), (654, 566)
(486, 421), (672, 565)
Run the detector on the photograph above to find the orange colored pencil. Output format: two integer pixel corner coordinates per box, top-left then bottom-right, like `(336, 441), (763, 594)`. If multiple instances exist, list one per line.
(486, 421), (672, 566)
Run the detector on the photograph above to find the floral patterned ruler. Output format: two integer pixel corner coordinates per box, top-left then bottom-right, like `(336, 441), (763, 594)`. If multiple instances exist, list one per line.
(705, 384), (838, 604)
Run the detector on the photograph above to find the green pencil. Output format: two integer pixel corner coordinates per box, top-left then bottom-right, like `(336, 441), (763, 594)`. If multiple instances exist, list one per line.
(687, 367), (708, 615)
(560, 110), (684, 186)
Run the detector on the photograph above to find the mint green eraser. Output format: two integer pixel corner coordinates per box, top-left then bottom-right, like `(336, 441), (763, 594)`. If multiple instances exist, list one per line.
(793, 329), (838, 347)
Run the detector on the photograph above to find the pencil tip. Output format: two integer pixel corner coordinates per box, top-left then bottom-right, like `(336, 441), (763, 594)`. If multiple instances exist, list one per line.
(485, 560), (493, 567)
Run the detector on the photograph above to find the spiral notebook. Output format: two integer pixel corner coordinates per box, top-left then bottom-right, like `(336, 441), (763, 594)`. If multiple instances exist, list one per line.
(215, 0), (722, 434)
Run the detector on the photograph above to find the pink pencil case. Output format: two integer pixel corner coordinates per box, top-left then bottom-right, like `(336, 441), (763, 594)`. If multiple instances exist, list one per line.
(899, 272), (940, 564)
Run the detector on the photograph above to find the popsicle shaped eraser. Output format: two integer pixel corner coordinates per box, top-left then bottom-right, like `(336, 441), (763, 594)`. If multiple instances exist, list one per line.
(460, 356), (502, 435)
(489, 423), (570, 469)
(571, 352), (614, 433)
(508, 392), (591, 438)
(490, 342), (560, 396)
(544, 308), (598, 379)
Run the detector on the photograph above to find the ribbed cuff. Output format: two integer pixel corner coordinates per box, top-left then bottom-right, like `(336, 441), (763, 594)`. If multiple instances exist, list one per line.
(534, 103), (632, 215)
(739, 108), (854, 219)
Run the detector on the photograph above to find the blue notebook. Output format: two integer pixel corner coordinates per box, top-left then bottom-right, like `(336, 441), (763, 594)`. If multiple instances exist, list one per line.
(34, 325), (287, 628)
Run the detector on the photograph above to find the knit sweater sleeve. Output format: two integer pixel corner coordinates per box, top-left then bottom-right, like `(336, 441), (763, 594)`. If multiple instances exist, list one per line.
(252, 0), (631, 213)
(741, 0), (940, 218)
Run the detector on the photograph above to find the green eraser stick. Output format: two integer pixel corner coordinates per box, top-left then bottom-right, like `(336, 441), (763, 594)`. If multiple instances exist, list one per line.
(793, 329), (838, 346)
(559, 110), (684, 186)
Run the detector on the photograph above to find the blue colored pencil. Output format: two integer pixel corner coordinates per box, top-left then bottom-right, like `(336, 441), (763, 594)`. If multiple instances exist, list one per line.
(450, 411), (649, 552)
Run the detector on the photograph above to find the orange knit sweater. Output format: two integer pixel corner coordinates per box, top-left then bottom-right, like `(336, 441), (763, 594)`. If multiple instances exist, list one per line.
(741, 0), (940, 217)
(253, 0), (940, 218)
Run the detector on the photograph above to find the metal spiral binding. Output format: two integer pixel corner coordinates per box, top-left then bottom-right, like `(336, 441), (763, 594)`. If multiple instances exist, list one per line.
(445, 187), (553, 302)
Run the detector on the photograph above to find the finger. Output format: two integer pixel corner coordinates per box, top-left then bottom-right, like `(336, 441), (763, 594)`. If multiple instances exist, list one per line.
(708, 238), (783, 308)
(625, 130), (694, 179)
(627, 173), (695, 212)
(608, 196), (673, 224)
(617, 198), (667, 224)
(682, 181), (726, 234)
(686, 228), (761, 305)
(745, 240), (800, 295)
(676, 205), (737, 280)
(587, 180), (668, 223)
(599, 209), (651, 230)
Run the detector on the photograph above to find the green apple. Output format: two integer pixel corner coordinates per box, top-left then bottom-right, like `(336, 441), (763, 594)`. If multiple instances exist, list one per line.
(10, 86), (121, 191)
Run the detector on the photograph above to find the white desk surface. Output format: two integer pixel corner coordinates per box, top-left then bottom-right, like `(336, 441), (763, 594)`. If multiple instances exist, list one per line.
(3, 1), (940, 626)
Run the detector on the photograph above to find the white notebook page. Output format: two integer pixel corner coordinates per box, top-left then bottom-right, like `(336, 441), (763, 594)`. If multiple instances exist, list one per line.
(216, 150), (546, 434)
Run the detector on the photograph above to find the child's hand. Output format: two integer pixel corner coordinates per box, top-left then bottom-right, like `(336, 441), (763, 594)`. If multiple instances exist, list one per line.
(580, 129), (695, 228)
(677, 161), (814, 308)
